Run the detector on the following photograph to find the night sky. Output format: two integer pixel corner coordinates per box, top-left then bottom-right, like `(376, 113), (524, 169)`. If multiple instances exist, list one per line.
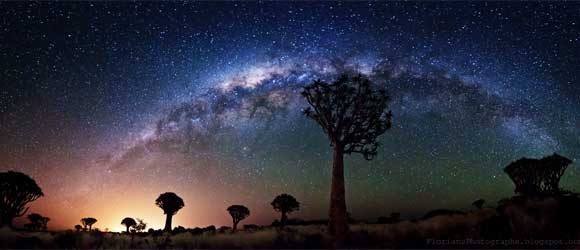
(1, 2), (580, 232)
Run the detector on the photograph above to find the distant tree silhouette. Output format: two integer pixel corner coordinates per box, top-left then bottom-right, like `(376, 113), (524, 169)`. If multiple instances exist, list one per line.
(134, 218), (147, 232)
(227, 205), (250, 230)
(81, 217), (97, 231)
(27, 213), (43, 231)
(472, 199), (485, 209)
(421, 209), (465, 220)
(271, 194), (300, 227)
(121, 217), (137, 233)
(173, 225), (186, 233)
(74, 224), (82, 232)
(218, 226), (232, 233)
(377, 212), (400, 224)
(204, 225), (216, 233)
(155, 192), (184, 231)
(504, 153), (573, 196)
(390, 212), (401, 222)
(0, 171), (44, 227)
(243, 224), (260, 232)
(39, 216), (49, 231)
(301, 74), (392, 241)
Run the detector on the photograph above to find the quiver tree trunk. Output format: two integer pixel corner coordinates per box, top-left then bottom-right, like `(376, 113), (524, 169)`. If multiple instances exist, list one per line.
(164, 214), (172, 231)
(281, 212), (288, 227)
(329, 146), (348, 245)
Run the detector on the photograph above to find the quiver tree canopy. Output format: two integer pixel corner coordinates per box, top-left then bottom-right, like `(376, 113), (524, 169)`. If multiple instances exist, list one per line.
(301, 74), (392, 160)
(155, 192), (184, 231)
(0, 171), (44, 227)
(227, 205), (250, 230)
(271, 194), (300, 227)
(121, 217), (137, 233)
(81, 217), (97, 231)
(271, 194), (300, 214)
(27, 213), (44, 231)
(504, 153), (572, 196)
(155, 192), (185, 216)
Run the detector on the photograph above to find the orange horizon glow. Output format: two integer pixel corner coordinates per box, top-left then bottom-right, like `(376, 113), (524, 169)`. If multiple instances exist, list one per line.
(11, 171), (326, 232)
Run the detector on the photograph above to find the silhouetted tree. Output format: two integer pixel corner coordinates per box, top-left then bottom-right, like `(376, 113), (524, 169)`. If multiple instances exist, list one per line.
(155, 192), (184, 231)
(227, 205), (250, 230)
(301, 74), (392, 240)
(74, 224), (82, 232)
(472, 199), (485, 209)
(218, 226), (232, 233)
(271, 194), (300, 227)
(390, 212), (401, 221)
(243, 224), (260, 232)
(204, 225), (216, 233)
(27, 213), (43, 231)
(39, 216), (49, 231)
(121, 217), (137, 233)
(81, 217), (97, 231)
(504, 153), (572, 196)
(0, 171), (44, 227)
(173, 225), (186, 234)
(421, 209), (465, 220)
(134, 218), (147, 232)
(377, 212), (400, 224)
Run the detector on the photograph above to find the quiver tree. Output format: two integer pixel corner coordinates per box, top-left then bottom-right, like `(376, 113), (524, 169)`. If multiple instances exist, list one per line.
(39, 216), (49, 231)
(155, 192), (184, 231)
(81, 217), (97, 231)
(0, 171), (44, 227)
(377, 212), (400, 224)
(28, 214), (49, 231)
(121, 217), (137, 233)
(27, 213), (44, 231)
(389, 212), (401, 222)
(74, 224), (82, 232)
(227, 205), (250, 230)
(271, 194), (300, 227)
(301, 74), (392, 240)
(133, 218), (147, 232)
(504, 153), (572, 196)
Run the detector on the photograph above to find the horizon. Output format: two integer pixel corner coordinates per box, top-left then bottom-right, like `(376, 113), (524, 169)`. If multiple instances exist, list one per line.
(2, 1), (580, 234)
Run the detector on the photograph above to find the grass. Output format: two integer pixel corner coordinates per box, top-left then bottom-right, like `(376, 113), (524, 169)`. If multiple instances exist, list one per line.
(3, 196), (580, 249)
(0, 211), (497, 249)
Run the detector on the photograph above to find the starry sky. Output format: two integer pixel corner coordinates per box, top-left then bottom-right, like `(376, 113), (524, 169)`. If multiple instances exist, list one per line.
(1, 1), (580, 232)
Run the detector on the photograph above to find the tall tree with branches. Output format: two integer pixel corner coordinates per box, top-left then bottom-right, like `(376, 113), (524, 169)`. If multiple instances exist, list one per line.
(155, 192), (184, 231)
(133, 218), (147, 232)
(39, 216), (50, 231)
(81, 217), (97, 231)
(121, 217), (137, 233)
(227, 205), (250, 231)
(271, 194), (300, 228)
(27, 213), (44, 231)
(301, 74), (392, 242)
(0, 171), (44, 228)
